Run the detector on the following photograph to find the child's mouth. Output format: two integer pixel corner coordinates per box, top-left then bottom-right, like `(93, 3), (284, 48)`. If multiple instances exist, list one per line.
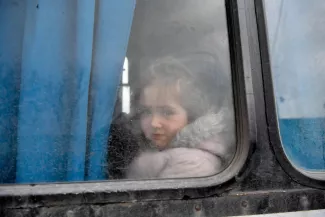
(152, 133), (164, 141)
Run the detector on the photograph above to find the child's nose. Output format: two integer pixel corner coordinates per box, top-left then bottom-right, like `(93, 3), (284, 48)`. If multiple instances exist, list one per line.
(151, 114), (162, 129)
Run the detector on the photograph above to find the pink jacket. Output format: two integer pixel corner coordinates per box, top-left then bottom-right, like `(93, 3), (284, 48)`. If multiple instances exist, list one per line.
(126, 109), (236, 179)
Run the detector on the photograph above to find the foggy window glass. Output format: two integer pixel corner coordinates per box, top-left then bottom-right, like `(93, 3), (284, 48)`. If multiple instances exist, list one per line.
(264, 0), (325, 176)
(108, 0), (236, 180)
(0, 0), (235, 184)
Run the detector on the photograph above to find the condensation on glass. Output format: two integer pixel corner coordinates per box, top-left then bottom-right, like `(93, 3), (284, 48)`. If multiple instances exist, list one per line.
(109, 0), (236, 180)
(264, 0), (325, 179)
(0, 0), (235, 184)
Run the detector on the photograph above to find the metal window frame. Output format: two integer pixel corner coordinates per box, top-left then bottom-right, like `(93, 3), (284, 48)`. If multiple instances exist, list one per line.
(255, 0), (325, 188)
(0, 0), (255, 198)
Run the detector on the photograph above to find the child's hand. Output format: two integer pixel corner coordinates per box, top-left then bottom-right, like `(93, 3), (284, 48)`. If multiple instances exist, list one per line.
(126, 151), (169, 179)
(158, 148), (222, 178)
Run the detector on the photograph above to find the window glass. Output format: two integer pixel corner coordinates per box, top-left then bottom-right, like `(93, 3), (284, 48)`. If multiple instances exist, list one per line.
(109, 0), (236, 180)
(0, 0), (235, 184)
(264, 0), (325, 176)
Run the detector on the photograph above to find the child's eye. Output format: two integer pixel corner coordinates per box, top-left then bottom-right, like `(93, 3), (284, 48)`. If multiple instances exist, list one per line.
(139, 108), (152, 116)
(160, 109), (175, 117)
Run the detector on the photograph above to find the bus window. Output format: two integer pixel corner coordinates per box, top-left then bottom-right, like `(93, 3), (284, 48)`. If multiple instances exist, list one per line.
(0, 0), (242, 186)
(264, 0), (325, 179)
(108, 0), (238, 180)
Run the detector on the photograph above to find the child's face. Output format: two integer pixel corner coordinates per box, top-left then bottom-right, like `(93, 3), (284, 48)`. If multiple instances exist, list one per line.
(139, 84), (188, 150)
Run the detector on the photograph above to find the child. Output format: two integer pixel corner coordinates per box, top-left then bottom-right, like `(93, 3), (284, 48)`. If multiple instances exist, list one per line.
(126, 53), (235, 179)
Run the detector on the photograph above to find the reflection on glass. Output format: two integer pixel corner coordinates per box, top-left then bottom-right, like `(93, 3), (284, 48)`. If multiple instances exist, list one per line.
(264, 0), (325, 172)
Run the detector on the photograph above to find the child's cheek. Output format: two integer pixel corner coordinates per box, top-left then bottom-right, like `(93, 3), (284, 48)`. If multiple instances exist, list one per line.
(140, 117), (152, 138)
